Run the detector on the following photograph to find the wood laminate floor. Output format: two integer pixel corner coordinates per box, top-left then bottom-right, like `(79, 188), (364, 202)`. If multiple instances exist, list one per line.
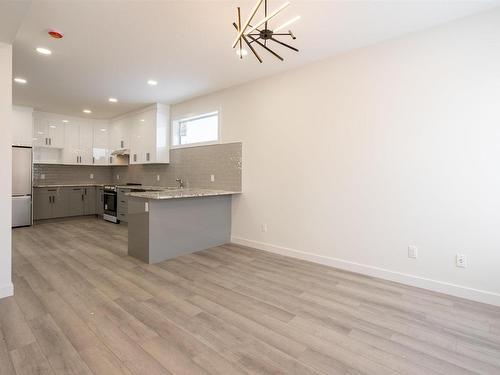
(1, 217), (500, 375)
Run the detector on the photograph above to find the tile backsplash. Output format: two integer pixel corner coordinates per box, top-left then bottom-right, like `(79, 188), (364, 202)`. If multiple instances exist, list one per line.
(33, 164), (113, 185)
(34, 142), (242, 191)
(113, 142), (242, 191)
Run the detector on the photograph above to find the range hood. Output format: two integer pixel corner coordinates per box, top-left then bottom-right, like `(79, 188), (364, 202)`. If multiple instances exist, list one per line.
(111, 148), (130, 156)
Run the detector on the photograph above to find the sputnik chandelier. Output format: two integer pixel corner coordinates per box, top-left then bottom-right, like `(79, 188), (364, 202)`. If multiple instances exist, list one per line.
(232, 0), (300, 63)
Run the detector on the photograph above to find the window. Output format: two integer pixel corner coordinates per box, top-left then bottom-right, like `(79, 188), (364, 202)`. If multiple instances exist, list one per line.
(172, 111), (219, 147)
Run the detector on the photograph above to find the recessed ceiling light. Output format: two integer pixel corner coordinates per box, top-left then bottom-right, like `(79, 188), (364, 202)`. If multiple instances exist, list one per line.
(36, 47), (52, 55)
(147, 80), (158, 86)
(62, 120), (69, 123)
(108, 97), (118, 103)
(100, 128), (107, 132)
(140, 119), (145, 122)
(14, 77), (27, 84)
(49, 125), (56, 129)
(83, 109), (92, 114)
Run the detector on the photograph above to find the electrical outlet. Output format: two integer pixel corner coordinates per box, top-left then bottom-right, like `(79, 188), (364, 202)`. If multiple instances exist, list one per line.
(40, 174), (45, 180)
(156, 174), (160, 182)
(116, 174), (120, 180)
(408, 245), (418, 259)
(261, 224), (268, 233)
(210, 174), (215, 182)
(90, 173), (94, 180)
(456, 254), (467, 268)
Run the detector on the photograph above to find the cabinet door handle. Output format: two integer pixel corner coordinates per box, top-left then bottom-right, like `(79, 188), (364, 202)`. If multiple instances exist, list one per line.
(52, 196), (55, 203)
(133, 154), (137, 162)
(109, 156), (113, 164)
(82, 194), (84, 201)
(120, 140), (124, 148)
(146, 152), (150, 162)
(48, 196), (51, 203)
(93, 156), (95, 164)
(45, 138), (47, 145)
(49, 138), (52, 146)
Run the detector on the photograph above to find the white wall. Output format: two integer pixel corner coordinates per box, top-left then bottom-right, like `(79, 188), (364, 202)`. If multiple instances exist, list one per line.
(12, 105), (33, 146)
(172, 9), (500, 306)
(0, 42), (13, 299)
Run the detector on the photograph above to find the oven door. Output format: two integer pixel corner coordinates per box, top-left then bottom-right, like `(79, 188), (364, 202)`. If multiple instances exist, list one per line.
(103, 191), (117, 216)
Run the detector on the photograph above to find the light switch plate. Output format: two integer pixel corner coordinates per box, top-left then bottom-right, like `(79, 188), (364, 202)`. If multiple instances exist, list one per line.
(145, 202), (149, 212)
(456, 254), (467, 268)
(408, 245), (418, 259)
(210, 174), (215, 182)
(90, 173), (94, 180)
(157, 175), (160, 181)
(116, 174), (120, 180)
(40, 174), (45, 180)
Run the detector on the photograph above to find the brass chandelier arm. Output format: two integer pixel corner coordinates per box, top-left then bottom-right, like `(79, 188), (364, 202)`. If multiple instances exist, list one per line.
(232, 0), (264, 48)
(232, 23), (263, 63)
(269, 36), (299, 52)
(247, 35), (284, 61)
(237, 7), (243, 59)
(232, 0), (299, 62)
(244, 1), (290, 37)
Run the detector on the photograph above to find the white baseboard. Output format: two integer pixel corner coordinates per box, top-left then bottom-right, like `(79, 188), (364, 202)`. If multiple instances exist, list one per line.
(0, 282), (13, 299)
(231, 236), (500, 307)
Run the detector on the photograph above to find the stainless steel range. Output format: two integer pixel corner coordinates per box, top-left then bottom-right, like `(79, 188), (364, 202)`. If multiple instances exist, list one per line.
(103, 183), (142, 223)
(103, 185), (119, 223)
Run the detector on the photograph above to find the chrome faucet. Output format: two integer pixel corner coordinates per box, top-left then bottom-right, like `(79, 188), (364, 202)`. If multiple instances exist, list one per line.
(175, 178), (184, 189)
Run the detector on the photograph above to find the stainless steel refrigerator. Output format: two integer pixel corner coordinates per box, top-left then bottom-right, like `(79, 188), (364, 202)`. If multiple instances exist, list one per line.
(12, 146), (32, 227)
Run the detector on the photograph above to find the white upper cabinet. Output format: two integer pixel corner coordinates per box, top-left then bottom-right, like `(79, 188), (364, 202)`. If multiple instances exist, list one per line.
(33, 113), (65, 148)
(129, 104), (169, 164)
(92, 121), (109, 165)
(79, 122), (94, 165)
(62, 119), (94, 165)
(109, 118), (129, 151)
(32, 104), (169, 165)
(62, 121), (80, 165)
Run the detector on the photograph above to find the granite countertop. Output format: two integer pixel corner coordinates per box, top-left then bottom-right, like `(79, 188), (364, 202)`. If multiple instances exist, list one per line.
(116, 185), (177, 191)
(33, 183), (106, 188)
(126, 188), (241, 200)
(33, 184), (173, 189)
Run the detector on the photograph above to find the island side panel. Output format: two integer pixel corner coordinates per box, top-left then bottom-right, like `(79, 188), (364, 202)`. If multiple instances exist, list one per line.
(148, 195), (231, 264)
(128, 198), (151, 263)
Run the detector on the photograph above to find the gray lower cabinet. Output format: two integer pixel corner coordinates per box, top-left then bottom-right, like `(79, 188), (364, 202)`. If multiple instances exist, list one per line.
(117, 188), (130, 223)
(96, 187), (104, 215)
(34, 186), (98, 220)
(84, 187), (96, 215)
(67, 187), (85, 217)
(33, 188), (68, 220)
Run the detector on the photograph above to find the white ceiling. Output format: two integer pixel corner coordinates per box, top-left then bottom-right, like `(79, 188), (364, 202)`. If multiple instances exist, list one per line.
(8, 0), (500, 119)
(0, 1), (31, 44)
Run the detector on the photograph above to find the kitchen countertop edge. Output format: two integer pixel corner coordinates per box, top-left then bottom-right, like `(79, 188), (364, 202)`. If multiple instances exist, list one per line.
(127, 189), (241, 200)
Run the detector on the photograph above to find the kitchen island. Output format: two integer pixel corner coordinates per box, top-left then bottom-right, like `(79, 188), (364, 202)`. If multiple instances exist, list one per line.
(126, 188), (240, 264)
